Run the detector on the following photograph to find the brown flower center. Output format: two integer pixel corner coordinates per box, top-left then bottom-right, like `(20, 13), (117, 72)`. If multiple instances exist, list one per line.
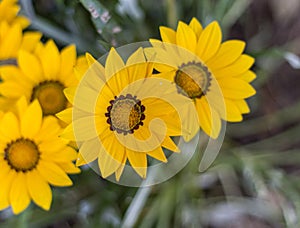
(105, 94), (145, 135)
(31, 80), (67, 116)
(4, 138), (40, 172)
(174, 61), (211, 99)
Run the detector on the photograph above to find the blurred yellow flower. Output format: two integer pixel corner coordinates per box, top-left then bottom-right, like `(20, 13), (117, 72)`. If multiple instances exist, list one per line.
(0, 40), (84, 116)
(0, 97), (80, 214)
(59, 48), (189, 180)
(148, 18), (256, 139)
(0, 21), (41, 63)
(0, 0), (29, 28)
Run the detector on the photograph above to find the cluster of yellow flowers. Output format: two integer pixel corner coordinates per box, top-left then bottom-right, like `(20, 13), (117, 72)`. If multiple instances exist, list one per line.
(0, 0), (256, 214)
(0, 0), (83, 214)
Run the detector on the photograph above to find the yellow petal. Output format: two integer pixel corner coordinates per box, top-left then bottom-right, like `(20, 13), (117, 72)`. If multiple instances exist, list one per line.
(176, 21), (197, 53)
(207, 40), (245, 70)
(13, 16), (30, 29)
(128, 126), (161, 152)
(39, 139), (67, 154)
(57, 162), (81, 174)
(219, 77), (256, 99)
(26, 170), (52, 211)
(37, 116), (61, 140)
(159, 26), (176, 44)
(74, 85), (100, 113)
(98, 138), (125, 178)
(213, 54), (254, 78)
(1, 23), (22, 58)
(0, 98), (17, 113)
(80, 70), (105, 94)
(16, 96), (28, 118)
(148, 39), (163, 49)
(189, 17), (203, 39)
(74, 55), (89, 81)
(152, 63), (176, 74)
(0, 112), (20, 140)
(56, 108), (73, 124)
(126, 149), (147, 178)
(42, 146), (77, 162)
(147, 147), (167, 162)
(9, 173), (31, 214)
(86, 52), (97, 67)
(223, 99), (243, 122)
(40, 40), (60, 79)
(196, 98), (221, 139)
(72, 116), (98, 141)
(126, 47), (148, 81)
(20, 32), (42, 52)
(0, 169), (15, 211)
(180, 103), (200, 142)
(37, 161), (73, 187)
(105, 47), (125, 80)
(64, 86), (77, 104)
(76, 152), (94, 166)
(0, 81), (29, 98)
(234, 99), (250, 114)
(60, 123), (76, 141)
(144, 99), (183, 136)
(0, 65), (19, 80)
(149, 116), (182, 136)
(162, 136), (180, 152)
(21, 100), (42, 138)
(115, 163), (126, 181)
(196, 21), (222, 62)
(83, 53), (106, 88)
(144, 46), (179, 70)
(77, 137), (101, 166)
(235, 70), (256, 82)
(60, 45), (76, 77)
(18, 50), (43, 83)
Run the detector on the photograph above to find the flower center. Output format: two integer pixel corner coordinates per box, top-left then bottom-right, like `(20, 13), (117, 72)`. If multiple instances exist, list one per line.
(31, 80), (67, 116)
(174, 61), (211, 99)
(105, 94), (146, 135)
(4, 138), (40, 172)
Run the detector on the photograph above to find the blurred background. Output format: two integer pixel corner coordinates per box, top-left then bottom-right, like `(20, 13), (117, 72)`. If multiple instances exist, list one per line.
(1, 0), (300, 227)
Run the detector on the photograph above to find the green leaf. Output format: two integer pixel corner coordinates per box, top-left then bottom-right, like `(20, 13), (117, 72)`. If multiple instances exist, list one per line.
(79, 0), (121, 44)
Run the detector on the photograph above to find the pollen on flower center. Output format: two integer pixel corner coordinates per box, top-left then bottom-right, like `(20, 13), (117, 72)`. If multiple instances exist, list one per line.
(105, 94), (146, 135)
(31, 80), (67, 116)
(174, 61), (212, 99)
(4, 138), (40, 172)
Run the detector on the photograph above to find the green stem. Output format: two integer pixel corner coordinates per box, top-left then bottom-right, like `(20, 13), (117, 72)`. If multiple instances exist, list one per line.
(228, 101), (300, 138)
(166, 0), (178, 29)
(222, 0), (251, 30)
(120, 169), (157, 227)
(244, 124), (300, 150)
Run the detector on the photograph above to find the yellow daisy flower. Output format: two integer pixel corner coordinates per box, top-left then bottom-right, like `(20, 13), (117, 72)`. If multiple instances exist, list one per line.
(0, 0), (30, 28)
(58, 48), (190, 180)
(0, 97), (80, 214)
(0, 40), (83, 116)
(147, 18), (256, 139)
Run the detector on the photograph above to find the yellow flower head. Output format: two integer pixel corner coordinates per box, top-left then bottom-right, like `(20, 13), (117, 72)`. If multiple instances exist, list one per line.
(58, 47), (190, 180)
(0, 0), (29, 28)
(147, 18), (256, 139)
(0, 40), (85, 116)
(0, 21), (41, 62)
(0, 97), (80, 214)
